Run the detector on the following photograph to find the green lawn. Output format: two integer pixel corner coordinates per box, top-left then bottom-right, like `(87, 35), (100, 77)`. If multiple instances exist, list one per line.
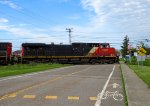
(0, 63), (71, 78)
(143, 59), (150, 66)
(129, 65), (150, 87)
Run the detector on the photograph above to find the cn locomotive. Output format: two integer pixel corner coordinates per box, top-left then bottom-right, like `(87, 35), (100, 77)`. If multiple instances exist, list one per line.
(22, 42), (119, 64)
(0, 42), (118, 65)
(0, 42), (12, 65)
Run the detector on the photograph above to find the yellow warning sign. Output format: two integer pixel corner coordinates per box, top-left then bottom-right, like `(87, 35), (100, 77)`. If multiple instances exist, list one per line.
(138, 48), (147, 56)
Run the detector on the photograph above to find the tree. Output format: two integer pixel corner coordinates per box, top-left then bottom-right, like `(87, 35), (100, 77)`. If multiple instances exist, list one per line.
(121, 35), (129, 57)
(139, 40), (150, 55)
(144, 44), (150, 55)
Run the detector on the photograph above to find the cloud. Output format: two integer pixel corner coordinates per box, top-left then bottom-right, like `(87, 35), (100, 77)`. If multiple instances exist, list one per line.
(81, 0), (111, 30)
(1, 0), (150, 49)
(81, 0), (150, 32)
(81, 0), (106, 14)
(0, 23), (70, 44)
(0, 0), (20, 9)
(0, 18), (8, 23)
(48, 0), (149, 47)
(0, 24), (32, 36)
(49, 24), (106, 42)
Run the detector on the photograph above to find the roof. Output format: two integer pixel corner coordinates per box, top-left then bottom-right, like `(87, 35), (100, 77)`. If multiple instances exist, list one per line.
(22, 43), (46, 47)
(0, 42), (12, 44)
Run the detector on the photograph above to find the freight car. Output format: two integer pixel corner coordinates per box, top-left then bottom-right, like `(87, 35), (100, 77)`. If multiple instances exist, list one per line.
(0, 42), (12, 65)
(22, 42), (118, 64)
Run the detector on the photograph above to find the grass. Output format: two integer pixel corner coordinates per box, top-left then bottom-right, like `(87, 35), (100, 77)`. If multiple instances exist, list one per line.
(126, 58), (150, 66)
(119, 58), (125, 62)
(143, 59), (150, 66)
(120, 65), (128, 106)
(126, 58), (150, 87)
(0, 63), (71, 78)
(128, 65), (150, 87)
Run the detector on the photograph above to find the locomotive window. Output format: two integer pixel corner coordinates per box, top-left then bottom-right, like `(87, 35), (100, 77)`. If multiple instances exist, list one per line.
(0, 44), (6, 49)
(102, 45), (107, 48)
(102, 44), (109, 48)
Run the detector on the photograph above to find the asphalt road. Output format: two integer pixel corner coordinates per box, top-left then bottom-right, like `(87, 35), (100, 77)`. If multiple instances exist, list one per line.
(0, 64), (124, 106)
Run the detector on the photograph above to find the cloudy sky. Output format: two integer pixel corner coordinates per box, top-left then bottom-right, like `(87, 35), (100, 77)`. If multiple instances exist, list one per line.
(0, 0), (150, 51)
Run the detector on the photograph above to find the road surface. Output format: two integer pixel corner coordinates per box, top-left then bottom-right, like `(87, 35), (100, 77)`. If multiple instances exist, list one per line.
(0, 64), (124, 106)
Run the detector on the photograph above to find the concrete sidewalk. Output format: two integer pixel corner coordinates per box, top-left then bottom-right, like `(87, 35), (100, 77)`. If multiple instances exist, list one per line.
(120, 62), (150, 106)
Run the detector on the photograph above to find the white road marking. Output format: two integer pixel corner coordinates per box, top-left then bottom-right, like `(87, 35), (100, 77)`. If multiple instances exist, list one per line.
(0, 66), (75, 82)
(101, 91), (123, 101)
(112, 83), (120, 89)
(95, 65), (115, 106)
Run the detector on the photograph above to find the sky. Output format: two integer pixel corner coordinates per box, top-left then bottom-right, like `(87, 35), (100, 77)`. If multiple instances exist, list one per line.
(0, 0), (150, 51)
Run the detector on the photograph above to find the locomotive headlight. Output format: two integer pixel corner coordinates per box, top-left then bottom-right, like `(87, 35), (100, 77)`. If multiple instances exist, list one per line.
(111, 54), (114, 56)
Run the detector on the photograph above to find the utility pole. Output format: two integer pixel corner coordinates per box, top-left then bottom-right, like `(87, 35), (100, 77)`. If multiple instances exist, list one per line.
(66, 28), (73, 44)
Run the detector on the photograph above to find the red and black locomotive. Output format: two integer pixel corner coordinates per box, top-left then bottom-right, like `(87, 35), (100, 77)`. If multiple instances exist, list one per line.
(0, 42), (12, 65)
(0, 42), (118, 65)
(22, 42), (118, 64)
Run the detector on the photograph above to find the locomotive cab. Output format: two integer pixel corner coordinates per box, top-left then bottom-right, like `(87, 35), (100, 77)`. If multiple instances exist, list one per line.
(99, 43), (110, 48)
(92, 43), (117, 64)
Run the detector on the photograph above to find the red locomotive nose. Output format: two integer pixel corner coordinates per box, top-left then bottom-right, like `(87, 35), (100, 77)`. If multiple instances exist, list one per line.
(94, 47), (116, 57)
(92, 43), (116, 57)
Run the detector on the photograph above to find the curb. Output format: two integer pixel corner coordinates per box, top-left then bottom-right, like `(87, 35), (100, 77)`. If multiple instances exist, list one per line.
(120, 62), (128, 106)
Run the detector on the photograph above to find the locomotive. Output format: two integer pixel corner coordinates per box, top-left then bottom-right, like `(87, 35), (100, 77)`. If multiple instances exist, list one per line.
(0, 42), (118, 65)
(22, 42), (119, 64)
(0, 42), (12, 65)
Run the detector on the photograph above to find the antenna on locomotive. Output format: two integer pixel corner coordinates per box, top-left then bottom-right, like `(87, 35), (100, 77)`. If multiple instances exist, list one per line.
(66, 28), (73, 44)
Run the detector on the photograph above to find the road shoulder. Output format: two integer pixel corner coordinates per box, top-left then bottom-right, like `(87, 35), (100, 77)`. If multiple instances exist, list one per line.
(120, 62), (150, 106)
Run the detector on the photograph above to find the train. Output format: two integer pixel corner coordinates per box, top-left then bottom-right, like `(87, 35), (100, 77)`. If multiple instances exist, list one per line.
(0, 42), (12, 65)
(0, 42), (119, 65)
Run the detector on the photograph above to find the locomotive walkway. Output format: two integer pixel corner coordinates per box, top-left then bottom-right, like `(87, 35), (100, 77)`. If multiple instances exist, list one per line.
(120, 62), (150, 106)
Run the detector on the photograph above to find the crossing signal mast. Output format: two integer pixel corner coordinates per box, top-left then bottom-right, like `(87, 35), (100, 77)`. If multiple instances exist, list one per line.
(66, 28), (73, 44)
